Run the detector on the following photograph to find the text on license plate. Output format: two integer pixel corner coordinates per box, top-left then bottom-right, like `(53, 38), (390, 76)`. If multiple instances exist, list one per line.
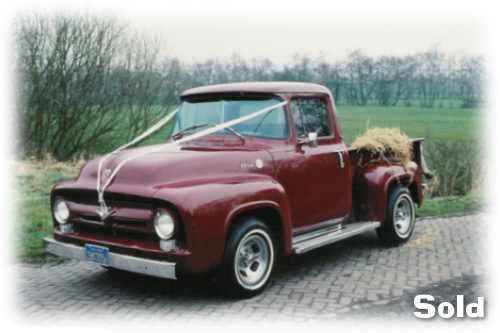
(85, 244), (109, 266)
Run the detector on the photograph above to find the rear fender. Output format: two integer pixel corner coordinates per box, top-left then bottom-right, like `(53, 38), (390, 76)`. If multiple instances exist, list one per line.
(352, 162), (422, 222)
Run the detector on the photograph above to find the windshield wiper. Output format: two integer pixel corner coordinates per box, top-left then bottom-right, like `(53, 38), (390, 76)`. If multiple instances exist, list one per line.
(209, 124), (245, 141)
(222, 126), (245, 141)
(172, 123), (208, 140)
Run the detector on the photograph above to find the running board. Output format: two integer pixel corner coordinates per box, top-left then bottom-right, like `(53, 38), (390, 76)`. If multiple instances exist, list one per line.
(292, 221), (381, 254)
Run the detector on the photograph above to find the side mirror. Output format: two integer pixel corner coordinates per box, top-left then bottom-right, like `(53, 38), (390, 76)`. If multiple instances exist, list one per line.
(299, 132), (318, 148)
(307, 132), (318, 148)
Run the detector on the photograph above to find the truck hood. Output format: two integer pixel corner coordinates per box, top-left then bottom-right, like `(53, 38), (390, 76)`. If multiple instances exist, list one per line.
(68, 143), (276, 197)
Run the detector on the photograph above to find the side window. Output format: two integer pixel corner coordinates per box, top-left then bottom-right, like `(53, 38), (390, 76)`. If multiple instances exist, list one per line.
(291, 98), (332, 138)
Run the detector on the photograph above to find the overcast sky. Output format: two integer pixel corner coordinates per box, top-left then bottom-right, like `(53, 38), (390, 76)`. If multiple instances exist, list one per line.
(3, 0), (490, 66)
(126, 9), (485, 65)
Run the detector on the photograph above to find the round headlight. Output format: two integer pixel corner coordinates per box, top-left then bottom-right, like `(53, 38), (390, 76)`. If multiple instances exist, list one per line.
(154, 210), (175, 240)
(53, 199), (70, 224)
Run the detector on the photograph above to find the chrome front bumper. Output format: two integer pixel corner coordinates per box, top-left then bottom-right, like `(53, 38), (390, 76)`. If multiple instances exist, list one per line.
(43, 237), (176, 279)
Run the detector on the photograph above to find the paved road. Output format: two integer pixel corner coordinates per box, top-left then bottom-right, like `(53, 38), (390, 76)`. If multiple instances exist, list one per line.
(12, 214), (488, 327)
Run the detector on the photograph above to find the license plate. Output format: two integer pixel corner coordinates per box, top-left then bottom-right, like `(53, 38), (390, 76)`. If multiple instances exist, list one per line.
(85, 244), (109, 266)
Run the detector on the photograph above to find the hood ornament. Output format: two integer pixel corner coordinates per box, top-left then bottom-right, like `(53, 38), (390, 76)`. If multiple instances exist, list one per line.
(96, 192), (115, 220)
(97, 169), (115, 220)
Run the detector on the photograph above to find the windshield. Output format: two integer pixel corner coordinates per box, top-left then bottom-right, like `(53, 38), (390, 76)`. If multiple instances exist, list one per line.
(171, 98), (289, 139)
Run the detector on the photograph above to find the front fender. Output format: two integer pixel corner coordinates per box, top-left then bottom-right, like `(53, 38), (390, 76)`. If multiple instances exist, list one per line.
(152, 176), (292, 272)
(352, 161), (422, 222)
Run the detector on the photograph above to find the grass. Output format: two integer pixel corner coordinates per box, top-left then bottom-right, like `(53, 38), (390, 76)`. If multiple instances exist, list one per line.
(15, 157), (84, 263)
(337, 105), (483, 144)
(417, 193), (484, 217)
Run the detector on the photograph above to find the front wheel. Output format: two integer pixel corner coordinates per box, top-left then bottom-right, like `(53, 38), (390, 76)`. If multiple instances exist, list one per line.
(221, 218), (275, 297)
(377, 186), (415, 246)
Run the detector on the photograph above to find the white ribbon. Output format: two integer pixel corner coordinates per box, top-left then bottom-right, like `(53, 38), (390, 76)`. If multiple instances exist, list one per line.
(95, 108), (179, 218)
(95, 100), (287, 218)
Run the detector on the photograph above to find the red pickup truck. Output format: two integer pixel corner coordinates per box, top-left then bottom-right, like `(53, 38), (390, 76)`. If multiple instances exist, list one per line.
(44, 82), (427, 296)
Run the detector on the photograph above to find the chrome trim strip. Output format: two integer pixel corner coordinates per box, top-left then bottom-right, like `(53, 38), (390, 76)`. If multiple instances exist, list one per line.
(43, 237), (176, 280)
(292, 221), (381, 254)
(292, 224), (342, 244)
(332, 149), (345, 168)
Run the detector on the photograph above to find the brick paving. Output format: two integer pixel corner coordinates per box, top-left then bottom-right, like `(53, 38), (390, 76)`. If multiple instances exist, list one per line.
(11, 214), (488, 327)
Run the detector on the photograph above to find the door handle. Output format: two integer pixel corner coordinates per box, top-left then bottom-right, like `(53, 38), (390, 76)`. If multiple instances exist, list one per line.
(332, 150), (345, 168)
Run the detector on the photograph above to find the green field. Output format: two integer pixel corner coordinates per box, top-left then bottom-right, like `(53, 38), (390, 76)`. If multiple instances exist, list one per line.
(83, 103), (484, 156)
(336, 105), (483, 144)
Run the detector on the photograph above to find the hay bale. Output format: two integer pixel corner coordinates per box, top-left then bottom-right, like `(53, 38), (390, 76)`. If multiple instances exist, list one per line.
(350, 127), (413, 167)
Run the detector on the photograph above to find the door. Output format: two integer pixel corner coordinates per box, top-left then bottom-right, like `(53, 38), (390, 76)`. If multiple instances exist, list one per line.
(281, 97), (351, 232)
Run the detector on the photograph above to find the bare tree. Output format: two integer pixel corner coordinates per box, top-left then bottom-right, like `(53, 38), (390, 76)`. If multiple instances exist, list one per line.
(314, 59), (346, 105)
(458, 55), (484, 108)
(15, 14), (125, 159)
(373, 56), (397, 106)
(249, 57), (274, 81)
(346, 50), (376, 106)
(273, 54), (315, 82)
(396, 55), (418, 106)
(113, 36), (182, 143)
(415, 48), (444, 108)
(227, 53), (250, 82)
(15, 13), (181, 160)
(190, 58), (231, 86)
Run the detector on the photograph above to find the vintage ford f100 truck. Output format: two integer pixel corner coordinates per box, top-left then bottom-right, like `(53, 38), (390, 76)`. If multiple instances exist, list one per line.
(44, 82), (429, 296)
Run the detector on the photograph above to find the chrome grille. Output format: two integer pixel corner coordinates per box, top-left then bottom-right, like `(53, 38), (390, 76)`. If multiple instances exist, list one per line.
(55, 190), (157, 241)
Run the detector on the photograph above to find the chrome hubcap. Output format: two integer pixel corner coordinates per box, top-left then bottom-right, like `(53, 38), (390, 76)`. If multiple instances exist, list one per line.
(235, 231), (272, 289)
(394, 195), (413, 238)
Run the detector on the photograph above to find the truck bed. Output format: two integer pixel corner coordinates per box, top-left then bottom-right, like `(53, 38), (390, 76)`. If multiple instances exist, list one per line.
(347, 138), (425, 182)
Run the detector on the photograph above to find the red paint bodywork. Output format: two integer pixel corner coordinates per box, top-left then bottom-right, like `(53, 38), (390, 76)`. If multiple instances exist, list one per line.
(51, 82), (423, 274)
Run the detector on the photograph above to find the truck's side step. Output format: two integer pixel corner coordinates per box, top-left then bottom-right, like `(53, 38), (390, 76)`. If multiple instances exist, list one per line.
(292, 221), (381, 254)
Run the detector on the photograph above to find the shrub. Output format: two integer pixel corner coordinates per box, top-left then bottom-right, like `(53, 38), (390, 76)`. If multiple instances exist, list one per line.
(422, 141), (485, 198)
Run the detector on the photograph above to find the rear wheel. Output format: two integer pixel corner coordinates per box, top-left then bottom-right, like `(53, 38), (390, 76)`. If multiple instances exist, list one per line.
(221, 218), (275, 297)
(377, 186), (415, 246)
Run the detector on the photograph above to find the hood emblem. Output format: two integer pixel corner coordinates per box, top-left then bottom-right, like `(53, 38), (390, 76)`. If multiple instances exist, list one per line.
(101, 169), (111, 184)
